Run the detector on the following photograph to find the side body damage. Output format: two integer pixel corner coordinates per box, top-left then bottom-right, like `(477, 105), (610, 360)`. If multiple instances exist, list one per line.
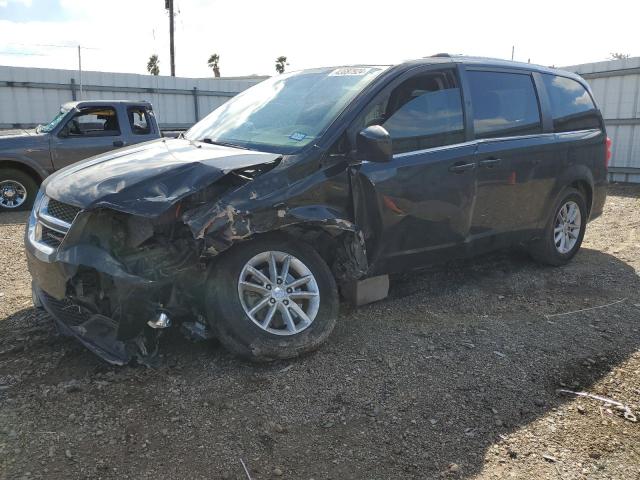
(26, 138), (373, 365)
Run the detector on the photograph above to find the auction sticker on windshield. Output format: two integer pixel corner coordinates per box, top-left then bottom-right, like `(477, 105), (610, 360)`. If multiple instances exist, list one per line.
(329, 67), (372, 76)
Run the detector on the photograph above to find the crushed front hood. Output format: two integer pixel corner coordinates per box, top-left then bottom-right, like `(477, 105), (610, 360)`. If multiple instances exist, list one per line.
(43, 138), (280, 217)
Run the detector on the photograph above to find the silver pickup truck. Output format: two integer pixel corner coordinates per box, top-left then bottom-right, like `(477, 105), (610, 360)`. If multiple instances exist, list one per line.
(0, 100), (160, 211)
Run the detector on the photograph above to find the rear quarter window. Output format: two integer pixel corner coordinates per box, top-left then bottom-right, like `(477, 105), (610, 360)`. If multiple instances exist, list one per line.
(542, 74), (601, 132)
(127, 107), (152, 135)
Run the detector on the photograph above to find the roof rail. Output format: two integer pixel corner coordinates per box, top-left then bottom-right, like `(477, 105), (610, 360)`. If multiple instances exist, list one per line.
(430, 53), (451, 58)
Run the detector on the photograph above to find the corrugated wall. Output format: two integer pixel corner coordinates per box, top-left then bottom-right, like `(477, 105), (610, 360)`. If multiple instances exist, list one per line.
(0, 65), (266, 130)
(566, 57), (640, 183)
(3, 61), (639, 182)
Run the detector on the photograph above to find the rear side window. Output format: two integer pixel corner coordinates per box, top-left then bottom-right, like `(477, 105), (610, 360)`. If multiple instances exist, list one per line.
(368, 70), (464, 154)
(127, 107), (152, 135)
(542, 74), (601, 132)
(468, 71), (541, 139)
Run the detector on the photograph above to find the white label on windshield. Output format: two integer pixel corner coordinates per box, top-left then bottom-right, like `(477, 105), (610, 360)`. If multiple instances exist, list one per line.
(329, 67), (372, 76)
(289, 131), (307, 141)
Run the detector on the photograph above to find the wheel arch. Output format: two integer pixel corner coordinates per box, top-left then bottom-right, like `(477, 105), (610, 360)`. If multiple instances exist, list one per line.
(0, 158), (47, 185)
(539, 166), (595, 229)
(569, 179), (593, 218)
(200, 211), (369, 283)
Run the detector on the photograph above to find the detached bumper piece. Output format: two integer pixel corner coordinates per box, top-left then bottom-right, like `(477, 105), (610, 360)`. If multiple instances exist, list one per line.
(36, 287), (160, 366)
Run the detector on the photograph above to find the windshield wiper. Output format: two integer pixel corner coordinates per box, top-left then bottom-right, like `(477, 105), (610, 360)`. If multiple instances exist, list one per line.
(201, 138), (249, 150)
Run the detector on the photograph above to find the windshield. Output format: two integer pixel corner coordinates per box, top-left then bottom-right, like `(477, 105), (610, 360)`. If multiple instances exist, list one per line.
(39, 107), (70, 133)
(186, 66), (388, 153)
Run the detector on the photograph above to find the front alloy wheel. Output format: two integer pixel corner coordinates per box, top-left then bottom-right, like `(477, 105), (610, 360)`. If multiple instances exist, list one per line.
(238, 251), (320, 335)
(206, 235), (339, 361)
(0, 169), (38, 212)
(0, 179), (28, 209)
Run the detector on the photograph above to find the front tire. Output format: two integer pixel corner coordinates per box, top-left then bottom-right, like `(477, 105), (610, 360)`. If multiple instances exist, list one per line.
(205, 234), (339, 361)
(0, 168), (38, 212)
(530, 187), (587, 266)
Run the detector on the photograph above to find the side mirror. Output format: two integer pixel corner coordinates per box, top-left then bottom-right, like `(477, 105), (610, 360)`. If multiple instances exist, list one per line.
(356, 125), (392, 163)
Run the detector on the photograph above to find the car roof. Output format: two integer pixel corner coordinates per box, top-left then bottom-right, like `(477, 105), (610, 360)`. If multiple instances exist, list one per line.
(301, 56), (584, 84)
(398, 55), (584, 81)
(62, 100), (152, 110)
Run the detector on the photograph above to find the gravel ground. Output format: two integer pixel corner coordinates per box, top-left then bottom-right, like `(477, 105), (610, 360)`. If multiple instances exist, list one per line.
(1, 184), (639, 480)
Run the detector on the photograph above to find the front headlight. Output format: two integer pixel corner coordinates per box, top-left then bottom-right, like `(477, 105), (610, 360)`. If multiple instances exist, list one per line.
(26, 190), (46, 243)
(32, 190), (46, 215)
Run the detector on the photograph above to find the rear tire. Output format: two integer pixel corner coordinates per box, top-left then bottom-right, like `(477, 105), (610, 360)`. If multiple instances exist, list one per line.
(530, 187), (587, 266)
(0, 168), (38, 212)
(205, 234), (339, 361)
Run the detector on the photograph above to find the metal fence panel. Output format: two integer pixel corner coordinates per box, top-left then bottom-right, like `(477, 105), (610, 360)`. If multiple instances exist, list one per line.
(0, 65), (265, 130)
(566, 57), (640, 182)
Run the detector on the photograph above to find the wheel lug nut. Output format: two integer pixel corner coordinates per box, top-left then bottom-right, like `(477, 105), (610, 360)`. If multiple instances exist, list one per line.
(270, 298), (276, 304)
(286, 288), (292, 293)
(277, 278), (282, 284)
(283, 300), (289, 305)
(266, 285), (272, 290)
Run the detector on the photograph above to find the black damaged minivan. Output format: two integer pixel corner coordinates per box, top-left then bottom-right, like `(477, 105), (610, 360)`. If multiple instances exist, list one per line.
(26, 56), (609, 364)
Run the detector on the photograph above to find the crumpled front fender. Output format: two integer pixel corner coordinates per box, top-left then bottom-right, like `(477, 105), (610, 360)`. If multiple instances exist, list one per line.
(181, 162), (369, 280)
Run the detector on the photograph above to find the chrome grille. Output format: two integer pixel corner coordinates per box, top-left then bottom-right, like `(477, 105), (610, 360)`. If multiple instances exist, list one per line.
(29, 195), (81, 254)
(45, 199), (81, 224)
(40, 225), (65, 248)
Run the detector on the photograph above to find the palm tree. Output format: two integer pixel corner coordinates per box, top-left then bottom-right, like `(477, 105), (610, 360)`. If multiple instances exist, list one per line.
(147, 54), (160, 76)
(610, 52), (630, 60)
(208, 53), (221, 78)
(275, 56), (288, 74)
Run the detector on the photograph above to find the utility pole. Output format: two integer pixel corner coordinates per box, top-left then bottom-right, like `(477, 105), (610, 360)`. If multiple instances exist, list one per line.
(77, 45), (83, 99)
(511, 45), (515, 61)
(166, 0), (175, 76)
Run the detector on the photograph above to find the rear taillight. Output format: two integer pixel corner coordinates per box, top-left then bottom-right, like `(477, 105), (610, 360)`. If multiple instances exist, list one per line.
(605, 137), (612, 168)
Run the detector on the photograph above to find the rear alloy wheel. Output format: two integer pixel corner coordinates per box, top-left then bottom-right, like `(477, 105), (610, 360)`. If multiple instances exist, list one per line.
(530, 187), (587, 266)
(553, 200), (582, 254)
(0, 169), (38, 212)
(206, 235), (339, 361)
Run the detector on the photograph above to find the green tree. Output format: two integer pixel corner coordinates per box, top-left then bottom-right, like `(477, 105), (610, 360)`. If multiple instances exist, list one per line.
(147, 54), (160, 76)
(275, 56), (288, 74)
(208, 53), (221, 78)
(610, 52), (630, 60)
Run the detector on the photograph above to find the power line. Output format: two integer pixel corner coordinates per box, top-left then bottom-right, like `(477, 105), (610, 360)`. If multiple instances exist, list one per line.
(0, 51), (47, 56)
(4, 42), (101, 50)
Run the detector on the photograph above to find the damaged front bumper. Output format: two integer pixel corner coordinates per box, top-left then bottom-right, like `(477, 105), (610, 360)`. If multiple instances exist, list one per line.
(25, 193), (204, 365)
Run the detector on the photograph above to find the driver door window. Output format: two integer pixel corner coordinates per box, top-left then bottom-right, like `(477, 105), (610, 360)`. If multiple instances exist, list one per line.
(363, 71), (465, 154)
(64, 107), (120, 137)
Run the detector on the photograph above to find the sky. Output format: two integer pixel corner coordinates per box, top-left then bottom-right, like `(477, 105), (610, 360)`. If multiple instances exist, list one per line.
(0, 0), (638, 78)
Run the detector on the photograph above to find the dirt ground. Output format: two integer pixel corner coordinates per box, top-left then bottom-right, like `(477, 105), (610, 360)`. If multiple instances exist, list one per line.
(1, 184), (639, 480)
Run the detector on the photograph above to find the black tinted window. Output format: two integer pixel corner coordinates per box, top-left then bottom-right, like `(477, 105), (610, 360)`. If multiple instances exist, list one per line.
(468, 71), (541, 139)
(380, 72), (464, 154)
(542, 74), (601, 132)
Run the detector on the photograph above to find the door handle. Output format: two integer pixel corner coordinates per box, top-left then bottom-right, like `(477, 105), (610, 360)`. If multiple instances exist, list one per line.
(479, 158), (502, 168)
(449, 161), (476, 173)
(113, 140), (125, 147)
